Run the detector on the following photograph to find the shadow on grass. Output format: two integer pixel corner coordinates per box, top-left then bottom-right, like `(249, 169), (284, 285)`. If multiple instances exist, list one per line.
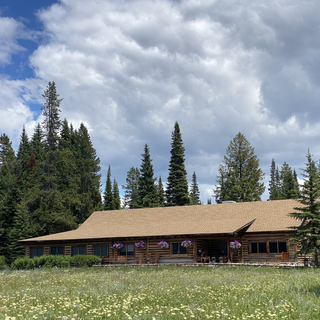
(309, 285), (320, 296)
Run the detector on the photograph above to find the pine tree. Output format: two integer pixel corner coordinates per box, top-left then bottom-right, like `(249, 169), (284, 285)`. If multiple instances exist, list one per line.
(0, 134), (18, 257)
(122, 167), (140, 209)
(8, 199), (41, 262)
(138, 144), (158, 207)
(290, 152), (320, 267)
(166, 122), (189, 206)
(30, 123), (45, 164)
(189, 171), (201, 205)
(73, 123), (102, 222)
(42, 81), (62, 152)
(103, 165), (115, 210)
(214, 132), (265, 203)
(269, 159), (300, 201)
(17, 126), (31, 178)
(269, 159), (281, 200)
(157, 175), (165, 207)
(41, 82), (62, 192)
(293, 169), (301, 199)
(112, 179), (121, 210)
(57, 122), (80, 217)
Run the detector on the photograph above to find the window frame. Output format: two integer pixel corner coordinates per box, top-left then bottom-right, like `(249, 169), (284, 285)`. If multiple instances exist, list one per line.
(50, 246), (64, 255)
(72, 245), (86, 256)
(171, 242), (187, 255)
(30, 247), (43, 258)
(249, 240), (287, 254)
(119, 244), (134, 256)
(94, 244), (108, 257)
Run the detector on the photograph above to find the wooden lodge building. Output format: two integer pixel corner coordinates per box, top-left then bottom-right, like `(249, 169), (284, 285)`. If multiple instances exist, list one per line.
(19, 199), (302, 264)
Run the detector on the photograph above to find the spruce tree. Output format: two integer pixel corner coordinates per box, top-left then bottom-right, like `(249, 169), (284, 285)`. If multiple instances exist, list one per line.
(214, 132), (265, 203)
(269, 159), (281, 200)
(30, 123), (45, 164)
(189, 171), (201, 205)
(280, 162), (297, 199)
(103, 165), (115, 210)
(138, 144), (159, 207)
(293, 169), (301, 198)
(42, 81), (62, 152)
(8, 199), (41, 262)
(112, 179), (121, 210)
(41, 82), (62, 192)
(57, 122), (80, 217)
(157, 175), (165, 207)
(122, 167), (140, 209)
(290, 152), (320, 267)
(17, 126), (31, 177)
(73, 123), (102, 222)
(0, 134), (18, 257)
(166, 122), (189, 206)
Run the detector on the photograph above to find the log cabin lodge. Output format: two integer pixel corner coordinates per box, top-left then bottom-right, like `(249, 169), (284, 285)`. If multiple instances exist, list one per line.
(19, 199), (302, 264)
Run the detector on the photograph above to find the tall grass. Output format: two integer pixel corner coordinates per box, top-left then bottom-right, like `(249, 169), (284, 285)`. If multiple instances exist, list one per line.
(0, 266), (319, 319)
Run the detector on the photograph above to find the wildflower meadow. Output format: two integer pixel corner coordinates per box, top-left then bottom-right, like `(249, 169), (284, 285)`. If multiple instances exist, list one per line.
(0, 266), (319, 320)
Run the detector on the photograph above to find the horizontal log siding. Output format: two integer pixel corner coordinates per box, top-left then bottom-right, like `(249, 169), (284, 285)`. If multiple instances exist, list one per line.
(65, 246), (71, 256)
(243, 232), (295, 263)
(86, 245), (93, 255)
(25, 245), (30, 257)
(147, 238), (194, 257)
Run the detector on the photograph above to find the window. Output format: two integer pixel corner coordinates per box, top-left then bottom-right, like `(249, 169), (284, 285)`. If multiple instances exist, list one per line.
(120, 244), (134, 256)
(258, 242), (267, 253)
(30, 247), (43, 258)
(250, 241), (287, 254)
(171, 243), (187, 255)
(278, 241), (287, 253)
(51, 247), (64, 255)
(72, 246), (85, 256)
(94, 245), (108, 257)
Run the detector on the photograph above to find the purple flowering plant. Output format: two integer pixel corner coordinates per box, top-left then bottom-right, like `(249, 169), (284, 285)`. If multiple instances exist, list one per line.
(157, 240), (169, 248)
(112, 243), (124, 250)
(181, 239), (193, 248)
(230, 240), (241, 249)
(135, 241), (146, 248)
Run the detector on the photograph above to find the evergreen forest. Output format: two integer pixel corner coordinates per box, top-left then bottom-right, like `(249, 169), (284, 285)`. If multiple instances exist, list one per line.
(0, 82), (304, 263)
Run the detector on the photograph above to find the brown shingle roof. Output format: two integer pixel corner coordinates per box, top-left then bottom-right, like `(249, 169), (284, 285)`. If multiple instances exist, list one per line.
(19, 199), (301, 242)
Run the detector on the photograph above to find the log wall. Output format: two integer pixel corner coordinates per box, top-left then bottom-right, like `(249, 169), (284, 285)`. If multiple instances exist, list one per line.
(241, 232), (295, 263)
(23, 232), (301, 264)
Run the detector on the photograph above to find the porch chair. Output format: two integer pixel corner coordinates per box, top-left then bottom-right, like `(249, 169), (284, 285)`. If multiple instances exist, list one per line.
(150, 254), (160, 264)
(135, 254), (146, 264)
(276, 251), (289, 262)
(281, 251), (289, 262)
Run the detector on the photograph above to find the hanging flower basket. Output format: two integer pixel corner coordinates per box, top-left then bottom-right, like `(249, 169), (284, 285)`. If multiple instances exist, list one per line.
(157, 240), (169, 249)
(135, 241), (146, 248)
(181, 239), (193, 248)
(230, 240), (241, 249)
(112, 243), (124, 250)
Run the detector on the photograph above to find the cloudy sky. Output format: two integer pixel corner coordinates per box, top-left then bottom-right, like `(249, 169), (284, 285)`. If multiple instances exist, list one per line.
(1, 0), (320, 203)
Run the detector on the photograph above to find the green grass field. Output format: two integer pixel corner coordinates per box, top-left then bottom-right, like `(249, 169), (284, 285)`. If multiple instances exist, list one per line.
(1, 266), (320, 320)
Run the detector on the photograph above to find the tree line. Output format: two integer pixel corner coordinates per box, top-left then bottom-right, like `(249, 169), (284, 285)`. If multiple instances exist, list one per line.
(0, 81), (312, 264)
(0, 82), (201, 263)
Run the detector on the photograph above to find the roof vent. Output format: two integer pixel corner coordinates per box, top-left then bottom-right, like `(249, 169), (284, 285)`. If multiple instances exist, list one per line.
(221, 201), (236, 204)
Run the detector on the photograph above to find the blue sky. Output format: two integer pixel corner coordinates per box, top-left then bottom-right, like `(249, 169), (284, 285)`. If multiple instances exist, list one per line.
(1, 0), (320, 202)
(1, 0), (54, 78)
